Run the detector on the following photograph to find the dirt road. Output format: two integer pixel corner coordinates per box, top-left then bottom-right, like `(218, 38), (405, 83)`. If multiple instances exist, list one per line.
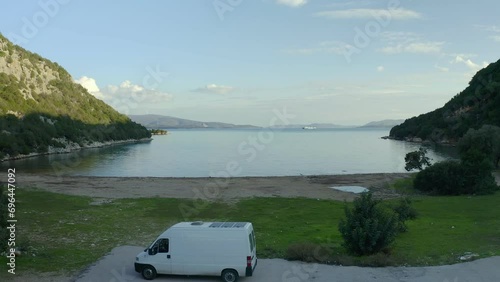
(72, 246), (500, 282)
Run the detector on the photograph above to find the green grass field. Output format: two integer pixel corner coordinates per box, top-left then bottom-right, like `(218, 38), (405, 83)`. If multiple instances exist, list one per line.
(1, 183), (499, 276)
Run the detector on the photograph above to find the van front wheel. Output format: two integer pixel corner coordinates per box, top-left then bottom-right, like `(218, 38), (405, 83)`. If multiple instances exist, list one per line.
(141, 265), (157, 280)
(221, 269), (238, 282)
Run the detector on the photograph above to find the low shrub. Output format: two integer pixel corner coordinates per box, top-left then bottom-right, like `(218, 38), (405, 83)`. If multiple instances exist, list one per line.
(392, 197), (418, 232)
(285, 242), (331, 262)
(338, 193), (399, 256)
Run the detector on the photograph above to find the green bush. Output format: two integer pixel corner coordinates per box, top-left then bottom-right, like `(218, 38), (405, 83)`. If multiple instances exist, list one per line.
(414, 161), (465, 195)
(392, 197), (418, 232)
(414, 158), (499, 195)
(338, 193), (399, 256)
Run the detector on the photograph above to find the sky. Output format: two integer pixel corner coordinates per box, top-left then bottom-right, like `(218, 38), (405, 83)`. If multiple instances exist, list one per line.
(1, 0), (500, 126)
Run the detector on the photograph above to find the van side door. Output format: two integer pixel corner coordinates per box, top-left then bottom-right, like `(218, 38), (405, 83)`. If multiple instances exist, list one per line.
(150, 238), (172, 274)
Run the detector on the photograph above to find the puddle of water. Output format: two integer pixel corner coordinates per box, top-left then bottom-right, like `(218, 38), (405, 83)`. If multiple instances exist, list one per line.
(330, 186), (369, 194)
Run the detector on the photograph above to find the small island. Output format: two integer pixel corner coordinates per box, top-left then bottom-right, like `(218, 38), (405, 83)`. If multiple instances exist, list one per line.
(149, 129), (168, 135)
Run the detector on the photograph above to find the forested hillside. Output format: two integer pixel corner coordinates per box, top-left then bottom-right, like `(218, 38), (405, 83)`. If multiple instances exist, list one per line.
(0, 33), (150, 160)
(390, 59), (500, 143)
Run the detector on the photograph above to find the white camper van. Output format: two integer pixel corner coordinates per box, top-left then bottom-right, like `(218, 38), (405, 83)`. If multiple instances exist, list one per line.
(134, 221), (257, 282)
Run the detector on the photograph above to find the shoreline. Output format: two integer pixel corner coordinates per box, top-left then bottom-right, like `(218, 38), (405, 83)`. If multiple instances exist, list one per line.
(16, 172), (412, 202)
(0, 138), (152, 163)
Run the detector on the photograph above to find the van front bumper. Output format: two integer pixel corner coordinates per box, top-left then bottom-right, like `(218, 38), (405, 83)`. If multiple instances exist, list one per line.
(134, 262), (144, 273)
(246, 258), (257, 276)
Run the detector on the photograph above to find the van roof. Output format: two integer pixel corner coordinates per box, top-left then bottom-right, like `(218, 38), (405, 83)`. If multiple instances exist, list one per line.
(172, 221), (251, 229)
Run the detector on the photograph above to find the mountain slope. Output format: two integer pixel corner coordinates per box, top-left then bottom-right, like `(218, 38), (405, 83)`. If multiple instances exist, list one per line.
(129, 114), (259, 129)
(0, 33), (150, 159)
(361, 119), (404, 128)
(390, 59), (500, 143)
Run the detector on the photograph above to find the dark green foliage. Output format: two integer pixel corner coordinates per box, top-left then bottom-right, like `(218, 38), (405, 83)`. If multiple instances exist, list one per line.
(413, 159), (498, 195)
(390, 59), (500, 142)
(414, 161), (466, 195)
(338, 193), (399, 256)
(0, 186), (8, 252)
(404, 147), (431, 171)
(150, 129), (168, 135)
(392, 198), (418, 232)
(0, 114), (151, 158)
(412, 125), (500, 195)
(459, 125), (500, 168)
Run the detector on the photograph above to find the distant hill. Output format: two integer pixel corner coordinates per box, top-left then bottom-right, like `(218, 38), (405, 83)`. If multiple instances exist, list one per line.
(390, 59), (500, 143)
(129, 114), (259, 129)
(360, 119), (404, 128)
(269, 123), (347, 129)
(0, 33), (150, 160)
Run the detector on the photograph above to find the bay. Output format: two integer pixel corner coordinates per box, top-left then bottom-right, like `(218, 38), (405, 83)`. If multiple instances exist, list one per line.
(2, 128), (455, 177)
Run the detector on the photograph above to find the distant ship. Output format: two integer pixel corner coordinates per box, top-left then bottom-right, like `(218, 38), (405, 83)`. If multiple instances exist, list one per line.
(302, 126), (317, 130)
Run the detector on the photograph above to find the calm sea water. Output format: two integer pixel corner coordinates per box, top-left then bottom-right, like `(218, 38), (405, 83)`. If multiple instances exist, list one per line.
(2, 128), (456, 177)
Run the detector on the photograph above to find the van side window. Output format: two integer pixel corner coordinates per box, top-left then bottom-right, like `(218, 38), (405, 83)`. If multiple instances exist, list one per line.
(248, 233), (254, 251)
(158, 238), (169, 253)
(150, 238), (169, 255)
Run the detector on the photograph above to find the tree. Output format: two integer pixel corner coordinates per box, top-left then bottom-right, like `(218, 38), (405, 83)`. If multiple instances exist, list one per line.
(459, 125), (500, 169)
(404, 147), (431, 171)
(338, 192), (399, 256)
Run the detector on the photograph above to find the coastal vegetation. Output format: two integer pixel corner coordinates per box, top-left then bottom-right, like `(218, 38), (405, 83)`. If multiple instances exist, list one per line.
(406, 125), (499, 195)
(390, 59), (500, 143)
(149, 129), (168, 135)
(0, 34), (151, 160)
(404, 148), (431, 171)
(1, 186), (499, 277)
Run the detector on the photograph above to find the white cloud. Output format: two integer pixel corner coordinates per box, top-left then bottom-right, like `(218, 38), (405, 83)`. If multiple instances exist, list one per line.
(377, 66), (384, 72)
(75, 77), (172, 114)
(475, 24), (500, 33)
(452, 55), (489, 72)
(379, 32), (444, 55)
(193, 84), (234, 94)
(490, 35), (500, 42)
(380, 42), (444, 54)
(315, 8), (421, 20)
(276, 0), (307, 7)
(284, 41), (354, 56)
(434, 65), (449, 72)
(75, 76), (103, 99)
(475, 25), (500, 42)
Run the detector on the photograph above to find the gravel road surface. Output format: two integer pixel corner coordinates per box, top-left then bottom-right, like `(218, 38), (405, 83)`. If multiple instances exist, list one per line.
(75, 246), (500, 282)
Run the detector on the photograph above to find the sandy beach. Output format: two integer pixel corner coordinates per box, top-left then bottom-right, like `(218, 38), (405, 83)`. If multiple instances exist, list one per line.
(16, 172), (412, 202)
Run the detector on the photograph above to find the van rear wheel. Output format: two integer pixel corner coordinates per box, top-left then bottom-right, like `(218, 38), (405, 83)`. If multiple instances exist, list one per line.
(141, 265), (157, 280)
(221, 269), (238, 282)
